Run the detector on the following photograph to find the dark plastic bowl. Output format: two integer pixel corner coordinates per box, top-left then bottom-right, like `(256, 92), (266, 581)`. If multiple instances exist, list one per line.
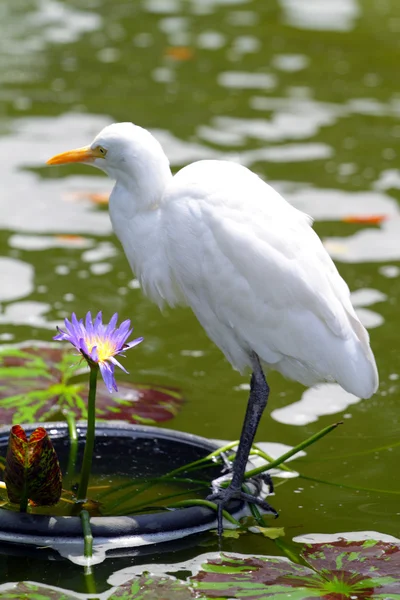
(0, 422), (245, 558)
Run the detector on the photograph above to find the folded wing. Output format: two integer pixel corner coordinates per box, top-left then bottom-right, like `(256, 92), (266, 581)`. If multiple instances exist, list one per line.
(163, 160), (378, 398)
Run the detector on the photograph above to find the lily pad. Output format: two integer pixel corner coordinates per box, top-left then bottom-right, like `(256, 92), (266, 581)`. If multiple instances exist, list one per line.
(109, 574), (196, 600)
(299, 539), (400, 598)
(106, 541), (400, 599)
(0, 582), (78, 599)
(192, 554), (313, 599)
(192, 543), (400, 599)
(0, 344), (183, 425)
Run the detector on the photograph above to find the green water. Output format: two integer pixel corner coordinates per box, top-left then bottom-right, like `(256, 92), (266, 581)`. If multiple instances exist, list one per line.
(1, 0), (400, 593)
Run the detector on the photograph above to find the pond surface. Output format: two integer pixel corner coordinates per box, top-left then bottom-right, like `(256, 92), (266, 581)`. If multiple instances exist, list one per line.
(1, 0), (400, 594)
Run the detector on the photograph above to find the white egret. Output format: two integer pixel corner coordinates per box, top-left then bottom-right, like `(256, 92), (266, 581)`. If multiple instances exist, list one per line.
(47, 122), (378, 531)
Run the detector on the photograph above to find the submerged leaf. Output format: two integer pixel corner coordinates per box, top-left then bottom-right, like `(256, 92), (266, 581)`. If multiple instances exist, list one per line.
(4, 425), (62, 507)
(0, 344), (183, 425)
(0, 344), (78, 423)
(93, 381), (184, 424)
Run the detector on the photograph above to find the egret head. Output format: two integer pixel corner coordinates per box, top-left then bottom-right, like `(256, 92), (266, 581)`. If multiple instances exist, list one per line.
(47, 122), (170, 191)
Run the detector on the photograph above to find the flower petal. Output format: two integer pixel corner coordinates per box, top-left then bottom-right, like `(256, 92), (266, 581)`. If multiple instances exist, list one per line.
(109, 355), (129, 374)
(85, 312), (94, 336)
(126, 337), (144, 349)
(79, 337), (89, 357)
(94, 312), (103, 331)
(99, 361), (117, 392)
(105, 313), (119, 335)
(55, 312), (142, 390)
(115, 319), (131, 338)
(91, 345), (99, 362)
(114, 326), (132, 350)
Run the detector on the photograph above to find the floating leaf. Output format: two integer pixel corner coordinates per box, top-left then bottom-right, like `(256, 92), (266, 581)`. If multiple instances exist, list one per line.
(252, 526), (285, 539)
(4, 425), (62, 509)
(108, 541), (400, 599)
(109, 574), (196, 599)
(191, 543), (400, 599)
(192, 554), (313, 599)
(0, 344), (183, 425)
(301, 539), (400, 591)
(219, 529), (241, 539)
(0, 582), (79, 599)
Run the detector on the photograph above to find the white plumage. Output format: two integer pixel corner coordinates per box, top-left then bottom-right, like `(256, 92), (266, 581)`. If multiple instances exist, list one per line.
(48, 122), (378, 401)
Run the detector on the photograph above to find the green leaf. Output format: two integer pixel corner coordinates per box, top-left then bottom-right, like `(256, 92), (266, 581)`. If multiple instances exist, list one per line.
(220, 529), (242, 539)
(0, 344), (78, 424)
(0, 582), (79, 599)
(191, 542), (400, 599)
(108, 573), (197, 599)
(299, 539), (400, 596)
(108, 541), (400, 600)
(4, 425), (62, 509)
(0, 343), (184, 425)
(192, 554), (314, 599)
(252, 526), (285, 539)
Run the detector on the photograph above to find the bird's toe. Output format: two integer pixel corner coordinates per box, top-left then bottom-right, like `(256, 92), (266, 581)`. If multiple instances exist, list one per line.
(206, 481), (278, 537)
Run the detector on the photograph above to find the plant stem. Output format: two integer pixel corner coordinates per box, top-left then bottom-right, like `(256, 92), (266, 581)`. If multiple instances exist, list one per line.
(64, 408), (78, 444)
(80, 509), (93, 558)
(19, 492), (28, 513)
(76, 364), (98, 501)
(63, 409), (78, 481)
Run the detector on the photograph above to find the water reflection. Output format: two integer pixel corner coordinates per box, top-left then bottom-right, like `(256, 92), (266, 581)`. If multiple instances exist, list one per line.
(0, 256), (57, 330)
(271, 382), (362, 426)
(0, 0), (101, 86)
(0, 300), (56, 329)
(9, 234), (93, 250)
(0, 114), (112, 233)
(279, 0), (360, 31)
(0, 257), (33, 302)
(325, 220), (400, 262)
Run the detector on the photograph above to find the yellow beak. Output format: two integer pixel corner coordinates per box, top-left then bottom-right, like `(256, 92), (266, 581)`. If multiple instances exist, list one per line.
(47, 145), (101, 166)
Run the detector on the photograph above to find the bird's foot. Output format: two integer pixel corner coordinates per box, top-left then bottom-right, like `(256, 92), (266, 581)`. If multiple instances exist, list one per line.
(207, 478), (278, 537)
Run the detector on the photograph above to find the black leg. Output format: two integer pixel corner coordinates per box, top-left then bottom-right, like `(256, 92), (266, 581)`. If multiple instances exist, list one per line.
(207, 353), (277, 535)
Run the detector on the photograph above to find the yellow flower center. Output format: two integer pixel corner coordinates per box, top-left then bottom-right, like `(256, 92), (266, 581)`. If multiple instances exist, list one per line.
(86, 336), (116, 362)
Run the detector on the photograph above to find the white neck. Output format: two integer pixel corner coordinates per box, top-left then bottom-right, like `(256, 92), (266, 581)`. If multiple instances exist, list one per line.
(107, 132), (182, 307)
(106, 128), (173, 212)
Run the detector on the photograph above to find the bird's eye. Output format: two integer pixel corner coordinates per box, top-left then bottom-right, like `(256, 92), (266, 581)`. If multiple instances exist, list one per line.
(97, 146), (107, 157)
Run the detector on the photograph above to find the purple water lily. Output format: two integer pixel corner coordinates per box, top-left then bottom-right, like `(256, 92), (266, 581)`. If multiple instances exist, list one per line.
(54, 312), (143, 392)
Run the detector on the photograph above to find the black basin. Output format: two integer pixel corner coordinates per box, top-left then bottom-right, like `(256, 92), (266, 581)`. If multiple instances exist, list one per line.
(0, 422), (246, 560)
